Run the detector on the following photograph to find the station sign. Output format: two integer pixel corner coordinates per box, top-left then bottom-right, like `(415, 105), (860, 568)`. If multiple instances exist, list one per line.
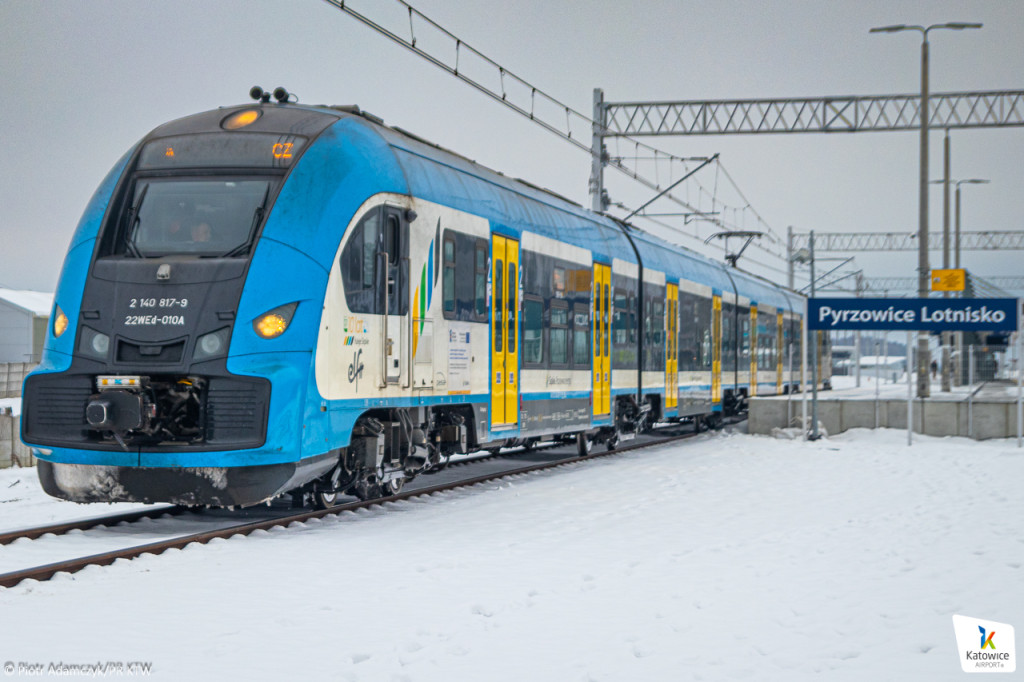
(808, 297), (1019, 332)
(931, 268), (966, 292)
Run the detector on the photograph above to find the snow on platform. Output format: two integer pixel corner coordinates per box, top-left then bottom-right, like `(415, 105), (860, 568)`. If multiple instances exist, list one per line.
(0, 428), (1021, 680)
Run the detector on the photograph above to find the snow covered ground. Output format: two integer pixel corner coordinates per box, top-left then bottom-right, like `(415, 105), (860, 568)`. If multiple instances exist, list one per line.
(0, 427), (1021, 681)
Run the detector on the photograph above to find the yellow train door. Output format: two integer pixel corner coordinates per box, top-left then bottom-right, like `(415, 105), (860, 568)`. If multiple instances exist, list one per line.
(491, 235), (519, 427)
(712, 295), (722, 404)
(593, 263), (611, 416)
(749, 305), (758, 397)
(666, 283), (678, 410)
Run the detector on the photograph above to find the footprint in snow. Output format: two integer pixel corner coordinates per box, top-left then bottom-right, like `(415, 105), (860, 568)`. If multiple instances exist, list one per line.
(633, 644), (654, 658)
(350, 653), (371, 664)
(471, 604), (494, 617)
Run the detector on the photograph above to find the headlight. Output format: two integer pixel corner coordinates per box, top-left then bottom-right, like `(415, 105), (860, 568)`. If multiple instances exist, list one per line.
(194, 328), (231, 360)
(253, 303), (297, 339)
(53, 305), (68, 338)
(79, 327), (110, 359)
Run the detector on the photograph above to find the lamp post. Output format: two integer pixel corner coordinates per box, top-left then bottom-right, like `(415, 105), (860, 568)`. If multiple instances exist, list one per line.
(955, 178), (990, 270)
(870, 21), (982, 399)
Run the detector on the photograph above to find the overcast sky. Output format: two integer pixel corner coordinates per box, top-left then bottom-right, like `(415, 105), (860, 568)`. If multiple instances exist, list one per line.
(1, 0), (1021, 294)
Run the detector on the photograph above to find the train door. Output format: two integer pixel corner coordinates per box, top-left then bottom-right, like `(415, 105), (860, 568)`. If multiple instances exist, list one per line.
(749, 305), (758, 397)
(592, 263), (611, 416)
(382, 207), (408, 386)
(711, 295), (722, 404)
(490, 235), (519, 427)
(666, 283), (678, 410)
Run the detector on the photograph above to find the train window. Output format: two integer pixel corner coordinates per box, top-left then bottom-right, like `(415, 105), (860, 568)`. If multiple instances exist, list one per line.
(594, 282), (600, 359)
(362, 222), (377, 289)
(475, 242), (487, 319)
(603, 284), (610, 358)
(553, 267), (566, 298)
(722, 302), (735, 372)
(494, 261), (503, 352)
(678, 292), (697, 371)
(613, 288), (629, 347)
(340, 208), (382, 315)
(571, 306), (589, 368)
(522, 297), (543, 366)
(628, 294), (637, 344)
(507, 263), (517, 353)
(740, 313), (751, 367)
(386, 214), (400, 266)
(653, 299), (665, 368)
(443, 237), (456, 315)
(124, 178), (270, 258)
(550, 303), (569, 366)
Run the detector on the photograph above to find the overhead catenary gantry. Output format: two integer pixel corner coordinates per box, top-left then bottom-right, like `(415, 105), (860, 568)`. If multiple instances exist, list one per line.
(599, 91), (1024, 137)
(789, 229), (1024, 252)
(589, 88), (1024, 211)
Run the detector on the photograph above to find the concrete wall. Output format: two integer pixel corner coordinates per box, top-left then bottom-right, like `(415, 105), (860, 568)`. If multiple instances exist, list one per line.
(0, 414), (34, 468)
(0, 363), (34, 398)
(750, 395), (1022, 440)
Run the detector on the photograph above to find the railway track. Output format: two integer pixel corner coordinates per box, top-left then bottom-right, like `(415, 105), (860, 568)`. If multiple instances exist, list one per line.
(0, 420), (740, 589)
(0, 443), (559, 547)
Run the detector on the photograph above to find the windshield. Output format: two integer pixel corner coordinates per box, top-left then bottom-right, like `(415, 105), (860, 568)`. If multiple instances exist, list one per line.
(126, 179), (270, 257)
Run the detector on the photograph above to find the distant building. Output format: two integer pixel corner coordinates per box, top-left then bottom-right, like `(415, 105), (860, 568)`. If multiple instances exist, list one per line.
(0, 289), (54, 363)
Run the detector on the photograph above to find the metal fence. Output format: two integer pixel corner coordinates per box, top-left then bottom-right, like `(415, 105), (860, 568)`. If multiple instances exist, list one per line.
(0, 362), (34, 398)
(0, 414), (33, 468)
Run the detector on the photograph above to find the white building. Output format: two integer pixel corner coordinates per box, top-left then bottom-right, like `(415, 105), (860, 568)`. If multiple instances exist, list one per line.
(0, 289), (54, 363)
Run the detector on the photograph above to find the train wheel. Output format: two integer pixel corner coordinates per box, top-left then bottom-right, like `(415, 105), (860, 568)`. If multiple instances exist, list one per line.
(380, 476), (405, 497)
(576, 433), (592, 457)
(312, 490), (340, 510)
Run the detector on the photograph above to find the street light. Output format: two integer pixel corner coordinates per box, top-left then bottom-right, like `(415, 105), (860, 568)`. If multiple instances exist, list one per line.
(930, 177), (990, 269)
(870, 21), (982, 398)
(955, 179), (990, 270)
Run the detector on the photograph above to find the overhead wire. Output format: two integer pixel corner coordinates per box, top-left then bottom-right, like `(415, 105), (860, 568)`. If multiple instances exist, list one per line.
(325, 0), (790, 268)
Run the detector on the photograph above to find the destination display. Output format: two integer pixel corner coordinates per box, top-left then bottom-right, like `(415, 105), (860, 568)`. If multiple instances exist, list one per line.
(138, 133), (307, 170)
(807, 297), (1019, 332)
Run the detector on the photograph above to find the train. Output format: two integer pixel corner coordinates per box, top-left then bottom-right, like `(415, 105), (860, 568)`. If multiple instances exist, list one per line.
(22, 87), (830, 509)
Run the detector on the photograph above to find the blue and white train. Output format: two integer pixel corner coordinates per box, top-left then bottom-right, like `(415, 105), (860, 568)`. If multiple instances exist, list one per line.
(22, 89), (827, 508)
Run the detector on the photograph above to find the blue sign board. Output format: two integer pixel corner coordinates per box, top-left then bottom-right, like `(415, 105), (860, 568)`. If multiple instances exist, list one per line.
(808, 298), (1019, 332)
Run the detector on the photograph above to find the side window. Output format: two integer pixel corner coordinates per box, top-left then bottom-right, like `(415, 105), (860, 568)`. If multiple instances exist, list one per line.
(443, 237), (456, 316)
(341, 208), (381, 314)
(679, 292), (696, 371)
(523, 297), (544, 366)
(386, 214), (399, 266)
(507, 262), (517, 353)
(553, 267), (566, 299)
(474, 241), (487, 320)
(550, 302), (569, 366)
(571, 305), (590, 368)
(603, 284), (610, 359)
(493, 261), (503, 352)
(653, 299), (665, 367)
(741, 313), (751, 365)
(628, 294), (637, 344)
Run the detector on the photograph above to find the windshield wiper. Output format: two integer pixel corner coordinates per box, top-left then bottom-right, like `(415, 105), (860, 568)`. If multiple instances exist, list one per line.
(221, 187), (269, 258)
(123, 183), (149, 258)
